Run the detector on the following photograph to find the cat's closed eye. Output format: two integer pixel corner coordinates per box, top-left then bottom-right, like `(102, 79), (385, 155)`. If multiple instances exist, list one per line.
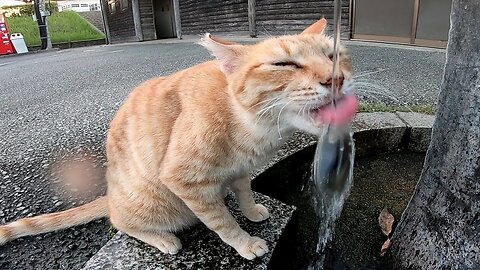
(273, 61), (302, 68)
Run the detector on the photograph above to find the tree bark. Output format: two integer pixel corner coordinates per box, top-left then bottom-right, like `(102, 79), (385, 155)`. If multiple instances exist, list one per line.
(391, 0), (480, 269)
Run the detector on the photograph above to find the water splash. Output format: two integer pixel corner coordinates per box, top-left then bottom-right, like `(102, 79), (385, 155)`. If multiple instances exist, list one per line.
(308, 125), (355, 269)
(308, 0), (356, 268)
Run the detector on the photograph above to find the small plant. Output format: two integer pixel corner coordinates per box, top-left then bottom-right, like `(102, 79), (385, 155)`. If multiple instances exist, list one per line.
(359, 103), (437, 115)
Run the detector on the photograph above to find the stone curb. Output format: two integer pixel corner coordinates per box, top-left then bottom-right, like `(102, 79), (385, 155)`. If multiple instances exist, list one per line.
(253, 111), (435, 178)
(0, 39), (106, 59)
(83, 192), (295, 270)
(0, 47), (60, 59)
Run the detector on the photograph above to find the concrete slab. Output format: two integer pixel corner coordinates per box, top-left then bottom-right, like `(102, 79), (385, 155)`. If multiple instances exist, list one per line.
(83, 192), (295, 270)
(352, 113), (407, 157)
(396, 112), (435, 152)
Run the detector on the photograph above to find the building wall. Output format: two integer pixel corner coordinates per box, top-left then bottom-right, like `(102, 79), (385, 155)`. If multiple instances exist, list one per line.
(102, 0), (352, 43)
(58, 0), (102, 12)
(179, 0), (249, 35)
(256, 0), (350, 36)
(102, 0), (136, 43)
(138, 0), (156, 40)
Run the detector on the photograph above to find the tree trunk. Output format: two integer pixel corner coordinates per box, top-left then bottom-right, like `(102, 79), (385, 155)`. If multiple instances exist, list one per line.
(391, 0), (480, 269)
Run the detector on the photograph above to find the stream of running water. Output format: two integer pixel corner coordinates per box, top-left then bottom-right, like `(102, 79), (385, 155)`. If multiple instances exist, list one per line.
(308, 0), (356, 268)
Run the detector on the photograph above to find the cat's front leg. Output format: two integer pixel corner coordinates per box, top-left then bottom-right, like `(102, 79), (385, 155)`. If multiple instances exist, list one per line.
(231, 176), (270, 222)
(167, 179), (268, 260)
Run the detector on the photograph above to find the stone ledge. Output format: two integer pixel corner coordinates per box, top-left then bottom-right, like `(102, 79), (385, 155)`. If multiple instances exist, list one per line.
(253, 112), (436, 177)
(352, 112), (408, 157)
(396, 112), (435, 152)
(83, 192), (295, 270)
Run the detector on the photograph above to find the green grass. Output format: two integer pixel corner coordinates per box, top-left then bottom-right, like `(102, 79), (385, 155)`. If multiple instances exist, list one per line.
(5, 16), (41, 46)
(359, 103), (437, 115)
(6, 11), (104, 47)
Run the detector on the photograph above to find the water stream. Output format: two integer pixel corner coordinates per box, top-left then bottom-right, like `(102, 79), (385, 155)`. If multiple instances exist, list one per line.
(307, 0), (356, 268)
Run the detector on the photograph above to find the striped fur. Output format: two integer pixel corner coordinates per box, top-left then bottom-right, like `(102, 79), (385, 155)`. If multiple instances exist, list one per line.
(0, 19), (354, 260)
(0, 196), (107, 245)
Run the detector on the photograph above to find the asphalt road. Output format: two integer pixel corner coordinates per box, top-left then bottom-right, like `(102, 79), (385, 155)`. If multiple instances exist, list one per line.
(0, 40), (445, 269)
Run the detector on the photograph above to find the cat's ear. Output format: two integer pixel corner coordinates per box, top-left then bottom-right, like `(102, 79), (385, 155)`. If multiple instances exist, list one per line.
(301, 18), (328, 35)
(199, 33), (246, 75)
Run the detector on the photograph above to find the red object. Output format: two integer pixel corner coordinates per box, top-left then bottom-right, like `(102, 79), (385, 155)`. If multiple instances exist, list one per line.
(0, 14), (15, 56)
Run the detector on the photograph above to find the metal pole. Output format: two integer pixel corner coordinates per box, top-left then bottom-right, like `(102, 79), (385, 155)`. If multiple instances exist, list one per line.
(34, 0), (47, 50)
(45, 17), (52, 49)
(46, 0), (52, 49)
(410, 0), (420, 44)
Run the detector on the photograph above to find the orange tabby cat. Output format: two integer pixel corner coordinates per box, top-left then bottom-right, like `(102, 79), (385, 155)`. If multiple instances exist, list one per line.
(0, 18), (354, 260)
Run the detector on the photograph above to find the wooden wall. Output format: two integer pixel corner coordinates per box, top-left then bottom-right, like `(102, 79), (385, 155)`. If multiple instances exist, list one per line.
(179, 0), (249, 35)
(102, 0), (137, 43)
(255, 0), (351, 36)
(139, 0), (156, 40)
(103, 0), (352, 42)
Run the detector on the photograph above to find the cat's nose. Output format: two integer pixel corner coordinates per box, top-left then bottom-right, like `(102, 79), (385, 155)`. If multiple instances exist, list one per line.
(321, 76), (344, 89)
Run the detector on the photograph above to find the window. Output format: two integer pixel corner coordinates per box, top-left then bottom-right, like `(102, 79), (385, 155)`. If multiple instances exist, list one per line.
(109, 0), (116, 14)
(89, 4), (100, 11)
(71, 4), (79, 7)
(120, 0), (128, 10)
(81, 4), (88, 7)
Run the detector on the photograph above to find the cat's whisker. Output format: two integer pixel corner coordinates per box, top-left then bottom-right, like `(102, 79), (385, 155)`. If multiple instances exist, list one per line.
(353, 80), (405, 101)
(276, 101), (292, 140)
(355, 86), (401, 100)
(257, 100), (285, 116)
(300, 102), (308, 117)
(354, 87), (413, 111)
(353, 68), (392, 79)
(356, 92), (384, 104)
(248, 96), (283, 111)
(260, 26), (273, 37)
(353, 81), (401, 98)
(255, 101), (288, 123)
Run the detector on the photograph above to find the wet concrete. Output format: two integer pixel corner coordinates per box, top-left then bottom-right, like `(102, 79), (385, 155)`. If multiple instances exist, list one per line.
(334, 152), (424, 269)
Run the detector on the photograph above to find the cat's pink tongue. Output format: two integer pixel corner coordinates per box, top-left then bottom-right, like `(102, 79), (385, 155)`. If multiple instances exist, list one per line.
(315, 95), (359, 125)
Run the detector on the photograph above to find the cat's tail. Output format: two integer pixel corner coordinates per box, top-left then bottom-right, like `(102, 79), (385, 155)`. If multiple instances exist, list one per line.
(0, 196), (108, 245)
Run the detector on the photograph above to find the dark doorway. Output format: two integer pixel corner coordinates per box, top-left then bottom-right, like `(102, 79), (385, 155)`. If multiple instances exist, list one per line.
(153, 0), (176, 38)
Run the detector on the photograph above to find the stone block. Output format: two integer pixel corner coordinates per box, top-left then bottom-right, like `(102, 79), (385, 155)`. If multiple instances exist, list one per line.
(396, 112), (435, 152)
(83, 192), (295, 270)
(352, 113), (407, 157)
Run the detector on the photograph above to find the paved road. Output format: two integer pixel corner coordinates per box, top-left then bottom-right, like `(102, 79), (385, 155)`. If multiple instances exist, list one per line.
(0, 40), (445, 269)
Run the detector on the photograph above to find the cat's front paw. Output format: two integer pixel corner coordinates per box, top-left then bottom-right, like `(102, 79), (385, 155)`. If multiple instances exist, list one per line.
(153, 234), (182, 255)
(236, 236), (269, 260)
(243, 204), (270, 222)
